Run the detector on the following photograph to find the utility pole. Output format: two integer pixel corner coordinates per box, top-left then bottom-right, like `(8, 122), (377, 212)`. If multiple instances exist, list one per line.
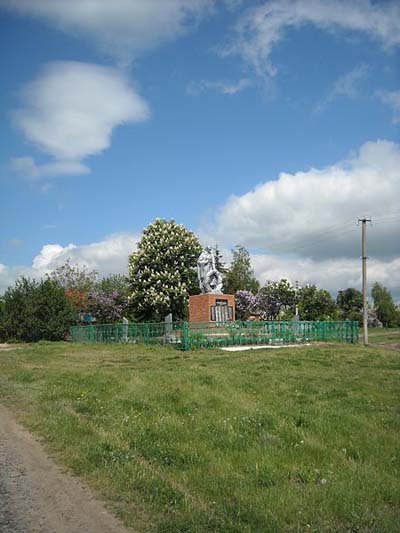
(358, 217), (371, 346)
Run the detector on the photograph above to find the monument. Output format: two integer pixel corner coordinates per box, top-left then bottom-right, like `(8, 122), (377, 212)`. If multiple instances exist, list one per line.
(189, 247), (235, 323)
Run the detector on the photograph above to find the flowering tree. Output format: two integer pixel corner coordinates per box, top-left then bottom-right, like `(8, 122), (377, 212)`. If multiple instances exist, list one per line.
(128, 219), (202, 321)
(86, 290), (130, 323)
(235, 290), (259, 320)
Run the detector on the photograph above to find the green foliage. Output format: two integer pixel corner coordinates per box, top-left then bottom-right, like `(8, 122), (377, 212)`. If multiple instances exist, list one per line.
(1, 276), (76, 342)
(336, 288), (363, 324)
(224, 245), (260, 294)
(371, 282), (399, 327)
(49, 259), (98, 292)
(128, 219), (202, 321)
(258, 279), (296, 319)
(49, 260), (98, 313)
(297, 284), (338, 321)
(96, 274), (131, 297)
(0, 298), (7, 342)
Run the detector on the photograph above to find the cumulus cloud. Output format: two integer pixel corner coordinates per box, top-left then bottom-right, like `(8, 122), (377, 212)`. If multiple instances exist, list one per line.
(11, 61), (149, 179)
(0, 0), (213, 63)
(0, 233), (140, 294)
(31, 233), (139, 276)
(223, 0), (400, 78)
(187, 78), (252, 96)
(377, 90), (400, 124)
(209, 139), (400, 259)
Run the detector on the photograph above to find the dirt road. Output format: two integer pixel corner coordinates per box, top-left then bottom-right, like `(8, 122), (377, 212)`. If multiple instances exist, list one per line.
(0, 406), (128, 532)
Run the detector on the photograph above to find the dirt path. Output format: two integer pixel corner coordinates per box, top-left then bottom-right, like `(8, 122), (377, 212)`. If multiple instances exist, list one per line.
(0, 406), (129, 532)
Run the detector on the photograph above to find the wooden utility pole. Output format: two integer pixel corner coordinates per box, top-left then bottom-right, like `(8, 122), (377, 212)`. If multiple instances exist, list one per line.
(358, 217), (371, 346)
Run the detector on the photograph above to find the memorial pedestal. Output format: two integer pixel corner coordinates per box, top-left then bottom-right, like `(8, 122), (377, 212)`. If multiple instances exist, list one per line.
(189, 294), (235, 323)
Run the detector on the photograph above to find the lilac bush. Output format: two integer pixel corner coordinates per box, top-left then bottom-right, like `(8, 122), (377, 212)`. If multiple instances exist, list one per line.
(86, 290), (130, 323)
(235, 290), (260, 320)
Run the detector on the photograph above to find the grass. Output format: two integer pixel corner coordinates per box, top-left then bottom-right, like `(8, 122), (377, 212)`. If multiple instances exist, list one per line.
(0, 336), (399, 532)
(368, 327), (400, 346)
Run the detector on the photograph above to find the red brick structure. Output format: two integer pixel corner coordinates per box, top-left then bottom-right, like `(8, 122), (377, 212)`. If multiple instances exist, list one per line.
(189, 294), (235, 323)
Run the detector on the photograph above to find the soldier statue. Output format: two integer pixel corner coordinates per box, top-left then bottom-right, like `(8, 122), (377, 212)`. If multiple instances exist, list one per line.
(197, 247), (223, 294)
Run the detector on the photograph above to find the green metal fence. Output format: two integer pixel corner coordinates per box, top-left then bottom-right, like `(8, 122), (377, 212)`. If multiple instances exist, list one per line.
(70, 320), (358, 350)
(70, 321), (183, 345)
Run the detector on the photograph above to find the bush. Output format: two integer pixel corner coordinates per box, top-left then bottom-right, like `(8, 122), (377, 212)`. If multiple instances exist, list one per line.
(297, 285), (338, 321)
(336, 288), (363, 325)
(86, 290), (130, 323)
(235, 290), (259, 320)
(1, 277), (76, 342)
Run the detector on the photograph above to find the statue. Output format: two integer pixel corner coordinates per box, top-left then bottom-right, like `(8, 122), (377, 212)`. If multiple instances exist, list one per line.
(197, 247), (223, 294)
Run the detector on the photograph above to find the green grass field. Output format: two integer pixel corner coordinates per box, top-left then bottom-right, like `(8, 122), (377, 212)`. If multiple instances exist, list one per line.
(0, 332), (399, 532)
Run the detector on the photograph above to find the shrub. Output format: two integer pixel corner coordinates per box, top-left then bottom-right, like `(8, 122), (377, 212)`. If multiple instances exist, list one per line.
(86, 290), (130, 323)
(1, 277), (76, 342)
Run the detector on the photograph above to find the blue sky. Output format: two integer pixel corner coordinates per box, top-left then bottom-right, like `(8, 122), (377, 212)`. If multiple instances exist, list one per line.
(0, 0), (399, 297)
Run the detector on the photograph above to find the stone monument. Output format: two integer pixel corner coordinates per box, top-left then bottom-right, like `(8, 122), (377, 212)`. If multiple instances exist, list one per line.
(189, 247), (235, 323)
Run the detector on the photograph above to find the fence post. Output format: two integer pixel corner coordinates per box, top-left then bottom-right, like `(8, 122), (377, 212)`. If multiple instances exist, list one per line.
(181, 321), (189, 351)
(353, 321), (359, 344)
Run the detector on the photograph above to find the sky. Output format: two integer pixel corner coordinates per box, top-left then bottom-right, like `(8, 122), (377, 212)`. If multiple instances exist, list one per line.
(0, 0), (399, 299)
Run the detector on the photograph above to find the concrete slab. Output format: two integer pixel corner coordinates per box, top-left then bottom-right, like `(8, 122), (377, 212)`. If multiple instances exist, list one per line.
(221, 343), (311, 352)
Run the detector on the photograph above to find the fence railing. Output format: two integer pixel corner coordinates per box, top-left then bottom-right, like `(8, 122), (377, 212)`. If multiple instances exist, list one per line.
(70, 320), (358, 350)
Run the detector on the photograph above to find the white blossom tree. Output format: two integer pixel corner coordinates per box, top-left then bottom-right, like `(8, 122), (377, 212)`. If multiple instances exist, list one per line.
(128, 219), (202, 321)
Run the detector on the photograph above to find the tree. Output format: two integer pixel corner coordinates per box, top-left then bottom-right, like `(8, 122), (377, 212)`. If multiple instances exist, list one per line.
(371, 282), (398, 327)
(213, 244), (227, 274)
(96, 274), (131, 297)
(224, 245), (260, 295)
(0, 298), (7, 342)
(128, 219), (202, 321)
(257, 279), (296, 320)
(49, 260), (98, 313)
(336, 288), (363, 323)
(1, 277), (75, 342)
(297, 285), (338, 321)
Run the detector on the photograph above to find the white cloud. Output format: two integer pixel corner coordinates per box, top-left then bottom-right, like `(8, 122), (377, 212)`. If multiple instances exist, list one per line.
(224, 0), (400, 78)
(251, 254), (400, 300)
(0, 0), (213, 63)
(31, 233), (139, 277)
(315, 64), (368, 113)
(0, 264), (33, 295)
(187, 78), (252, 96)
(0, 233), (140, 294)
(209, 139), (400, 259)
(377, 89), (400, 124)
(10, 156), (90, 180)
(11, 61), (149, 179)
